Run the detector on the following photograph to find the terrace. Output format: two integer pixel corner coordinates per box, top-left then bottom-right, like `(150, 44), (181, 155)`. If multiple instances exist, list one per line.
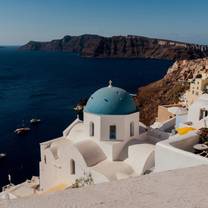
(155, 131), (208, 172)
(2, 165), (208, 208)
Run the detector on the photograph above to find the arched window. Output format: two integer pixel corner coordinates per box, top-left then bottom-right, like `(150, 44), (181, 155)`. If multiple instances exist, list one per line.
(70, 159), (75, 174)
(130, 122), (134, 137)
(110, 125), (116, 140)
(89, 122), (94, 136)
(44, 155), (47, 164)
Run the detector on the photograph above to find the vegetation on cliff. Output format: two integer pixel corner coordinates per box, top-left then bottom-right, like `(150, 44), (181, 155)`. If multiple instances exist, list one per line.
(137, 58), (208, 125)
(136, 79), (188, 125)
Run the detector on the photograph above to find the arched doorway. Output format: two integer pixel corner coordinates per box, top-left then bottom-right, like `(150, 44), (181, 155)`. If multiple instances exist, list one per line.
(70, 159), (75, 174)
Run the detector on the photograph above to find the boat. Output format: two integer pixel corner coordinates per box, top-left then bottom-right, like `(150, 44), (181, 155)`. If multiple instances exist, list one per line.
(14, 127), (30, 135)
(30, 118), (41, 124)
(0, 153), (6, 159)
(73, 104), (84, 113)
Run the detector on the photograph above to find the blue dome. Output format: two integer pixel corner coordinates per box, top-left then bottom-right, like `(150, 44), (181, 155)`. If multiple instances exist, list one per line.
(84, 86), (138, 115)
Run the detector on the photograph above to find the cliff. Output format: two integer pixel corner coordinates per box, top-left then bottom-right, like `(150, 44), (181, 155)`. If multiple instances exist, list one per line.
(136, 58), (208, 125)
(20, 34), (208, 60)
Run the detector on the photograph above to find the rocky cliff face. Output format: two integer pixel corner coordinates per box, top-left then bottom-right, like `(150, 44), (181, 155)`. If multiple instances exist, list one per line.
(20, 34), (208, 60)
(165, 58), (208, 80)
(136, 58), (208, 125)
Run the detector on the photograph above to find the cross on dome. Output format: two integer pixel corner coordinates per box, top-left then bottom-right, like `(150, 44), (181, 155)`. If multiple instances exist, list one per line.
(108, 80), (113, 88)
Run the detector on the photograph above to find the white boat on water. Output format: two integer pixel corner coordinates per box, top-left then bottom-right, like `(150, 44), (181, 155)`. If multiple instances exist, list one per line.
(30, 118), (41, 124)
(14, 127), (30, 135)
(0, 153), (6, 159)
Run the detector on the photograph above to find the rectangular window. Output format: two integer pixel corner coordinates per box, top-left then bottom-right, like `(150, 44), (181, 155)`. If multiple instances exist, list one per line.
(199, 109), (208, 120)
(110, 125), (116, 140)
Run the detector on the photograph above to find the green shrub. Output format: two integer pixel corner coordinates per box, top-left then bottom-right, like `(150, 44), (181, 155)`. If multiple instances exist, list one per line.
(72, 172), (94, 188)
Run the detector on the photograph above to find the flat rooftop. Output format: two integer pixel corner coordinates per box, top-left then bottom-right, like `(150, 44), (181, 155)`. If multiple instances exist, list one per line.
(2, 165), (208, 208)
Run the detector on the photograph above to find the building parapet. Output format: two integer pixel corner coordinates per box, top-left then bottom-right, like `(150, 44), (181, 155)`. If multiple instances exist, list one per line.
(4, 165), (208, 208)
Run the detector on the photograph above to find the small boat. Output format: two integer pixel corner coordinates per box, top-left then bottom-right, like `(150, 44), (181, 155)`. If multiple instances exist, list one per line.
(73, 104), (83, 113)
(30, 118), (41, 124)
(14, 127), (30, 135)
(0, 153), (6, 159)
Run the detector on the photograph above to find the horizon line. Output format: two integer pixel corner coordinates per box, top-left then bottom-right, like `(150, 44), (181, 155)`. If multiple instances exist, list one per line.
(1, 33), (208, 47)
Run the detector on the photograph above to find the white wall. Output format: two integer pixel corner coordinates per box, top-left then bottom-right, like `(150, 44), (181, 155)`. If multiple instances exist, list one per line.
(83, 112), (140, 161)
(155, 133), (208, 172)
(176, 114), (187, 128)
(84, 112), (139, 142)
(84, 113), (101, 140)
(188, 99), (208, 126)
(39, 138), (113, 191)
(40, 140), (90, 191)
(125, 144), (155, 175)
(40, 111), (140, 191)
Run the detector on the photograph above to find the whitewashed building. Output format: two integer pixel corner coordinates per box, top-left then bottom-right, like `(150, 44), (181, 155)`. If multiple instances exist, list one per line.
(39, 82), (160, 192)
(155, 94), (208, 172)
(185, 73), (208, 106)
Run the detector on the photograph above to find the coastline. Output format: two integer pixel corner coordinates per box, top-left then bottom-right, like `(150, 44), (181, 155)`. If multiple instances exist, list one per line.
(0, 48), (171, 189)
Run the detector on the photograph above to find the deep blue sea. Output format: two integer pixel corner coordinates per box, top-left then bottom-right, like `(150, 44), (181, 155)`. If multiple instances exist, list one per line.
(0, 47), (172, 188)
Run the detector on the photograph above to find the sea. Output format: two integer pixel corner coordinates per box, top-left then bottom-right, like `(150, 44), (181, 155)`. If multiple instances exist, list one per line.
(0, 47), (173, 188)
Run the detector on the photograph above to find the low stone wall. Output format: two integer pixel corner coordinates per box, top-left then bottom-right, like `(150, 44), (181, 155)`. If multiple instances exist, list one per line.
(4, 165), (208, 208)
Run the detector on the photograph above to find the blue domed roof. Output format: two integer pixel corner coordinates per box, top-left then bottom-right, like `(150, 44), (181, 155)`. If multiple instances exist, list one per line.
(84, 85), (138, 115)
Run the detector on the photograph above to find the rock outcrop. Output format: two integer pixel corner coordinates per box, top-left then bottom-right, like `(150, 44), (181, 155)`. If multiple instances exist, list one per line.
(136, 58), (208, 125)
(20, 34), (208, 60)
(166, 58), (208, 80)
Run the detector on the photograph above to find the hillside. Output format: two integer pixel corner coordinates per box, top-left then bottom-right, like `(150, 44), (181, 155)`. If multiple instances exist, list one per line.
(136, 58), (208, 125)
(20, 34), (208, 60)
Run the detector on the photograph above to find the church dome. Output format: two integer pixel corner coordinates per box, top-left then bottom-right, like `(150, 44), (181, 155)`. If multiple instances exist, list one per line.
(84, 82), (138, 115)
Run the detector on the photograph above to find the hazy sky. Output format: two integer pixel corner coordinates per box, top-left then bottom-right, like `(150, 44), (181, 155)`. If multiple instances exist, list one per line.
(0, 0), (208, 45)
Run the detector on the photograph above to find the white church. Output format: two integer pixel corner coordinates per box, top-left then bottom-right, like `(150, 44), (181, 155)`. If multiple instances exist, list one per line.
(39, 81), (159, 191)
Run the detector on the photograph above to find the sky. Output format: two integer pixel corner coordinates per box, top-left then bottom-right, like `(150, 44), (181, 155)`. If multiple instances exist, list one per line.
(0, 0), (208, 45)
